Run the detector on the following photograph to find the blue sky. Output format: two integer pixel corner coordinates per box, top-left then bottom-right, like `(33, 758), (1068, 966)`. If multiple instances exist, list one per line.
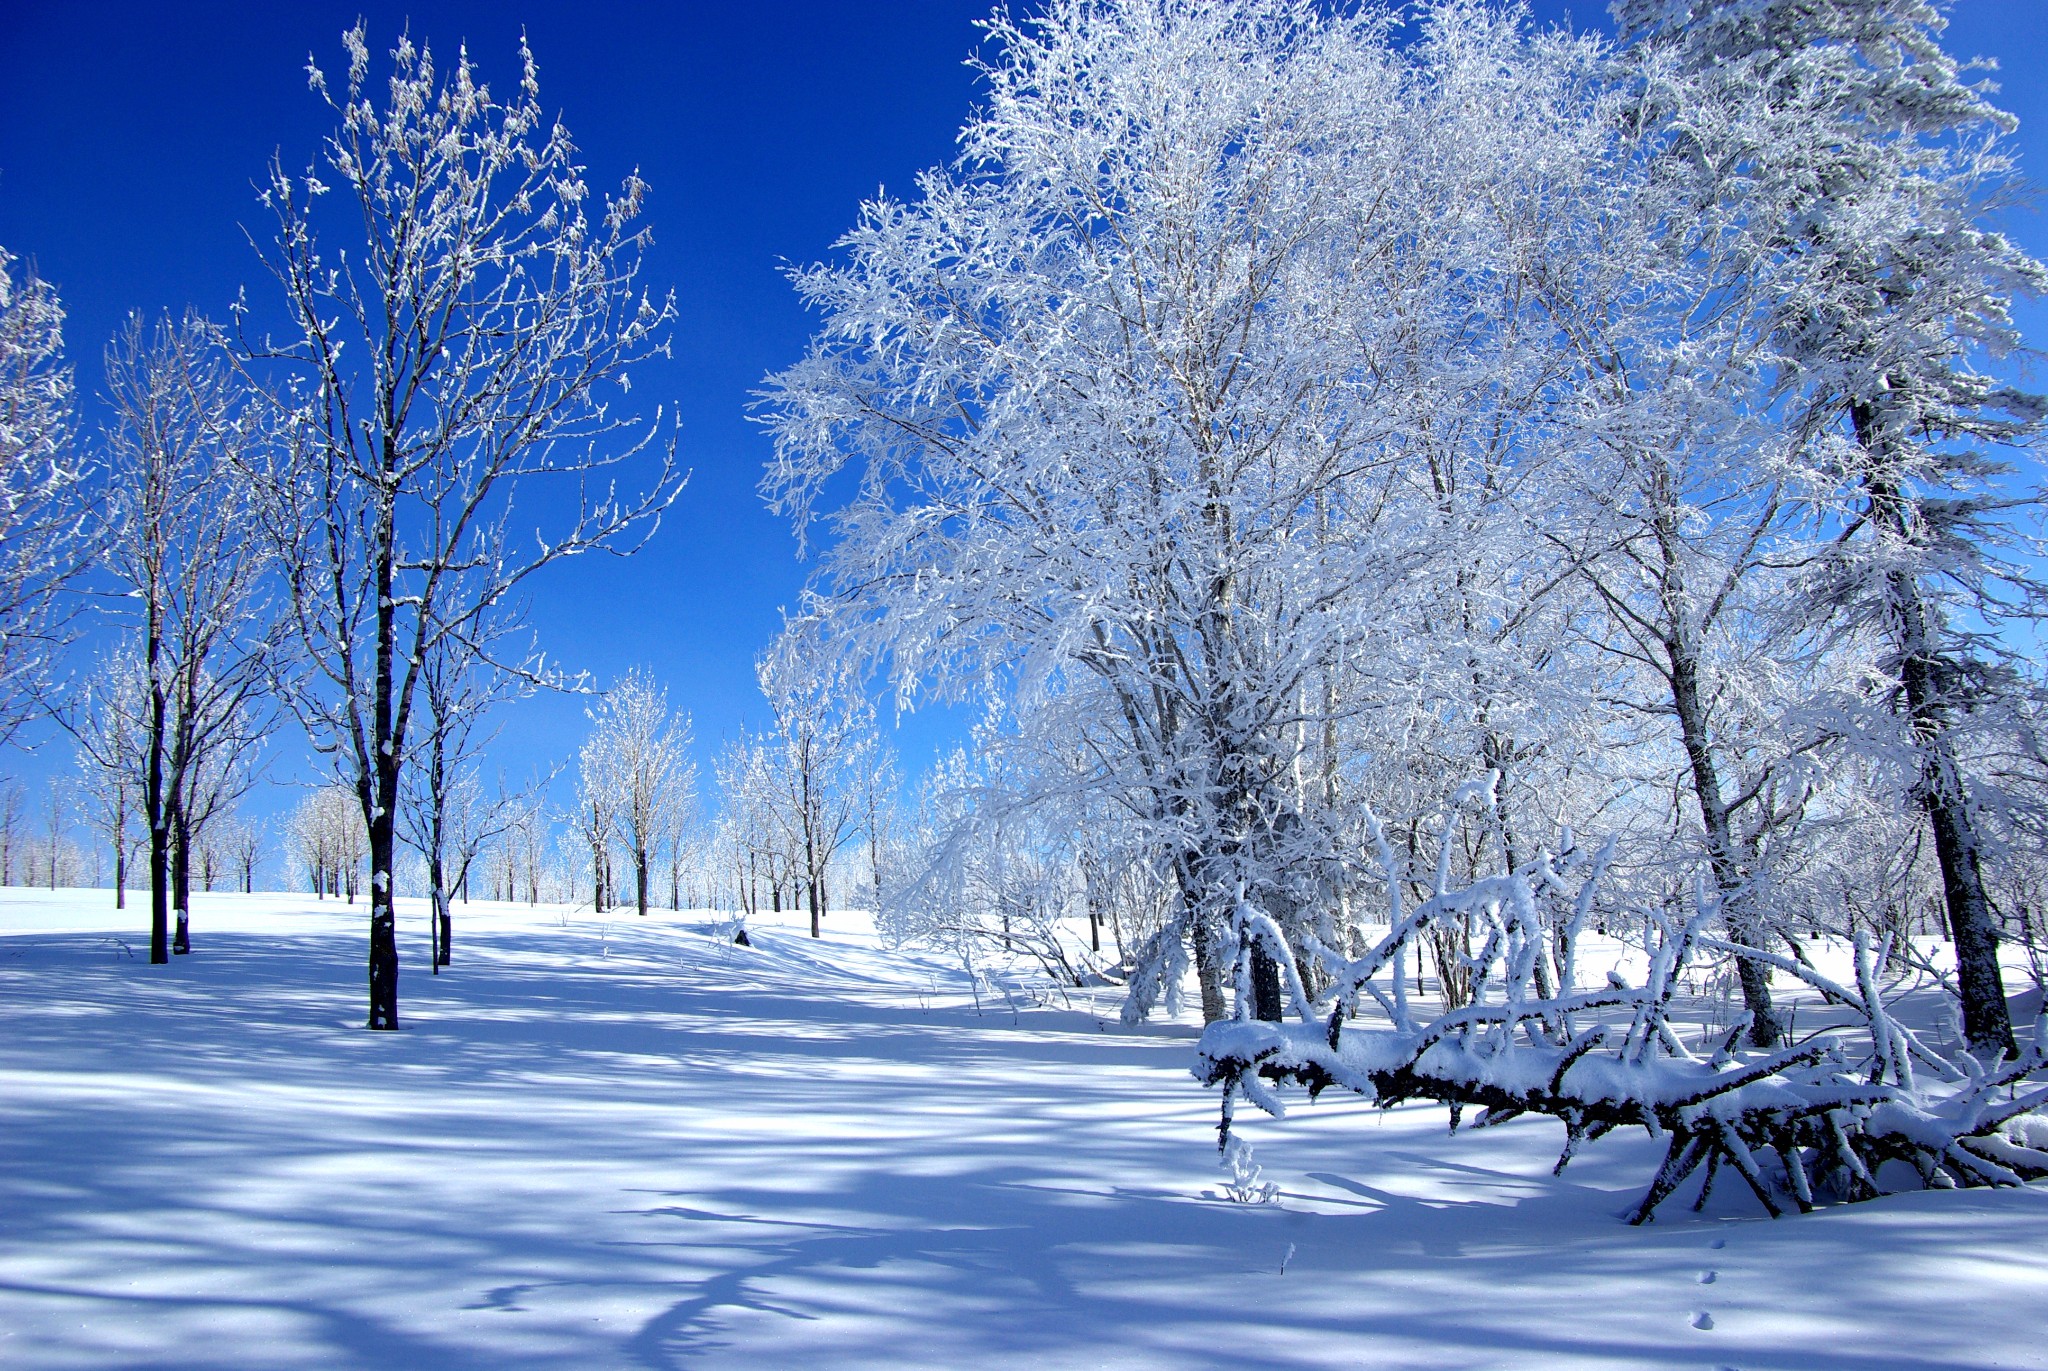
(1, 0), (2045, 829)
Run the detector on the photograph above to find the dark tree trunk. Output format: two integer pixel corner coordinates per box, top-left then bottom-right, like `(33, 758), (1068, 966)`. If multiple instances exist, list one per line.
(1892, 574), (2014, 1057)
(146, 654), (168, 966)
(636, 848), (648, 917)
(429, 847), (449, 974)
(1853, 406), (2015, 1058)
(171, 807), (191, 955)
(1657, 518), (1780, 1049)
(148, 828), (168, 964)
(805, 824), (824, 938)
(367, 801), (399, 1029)
(363, 475), (402, 1031)
(1174, 854), (1230, 1025)
(1250, 944), (1284, 1022)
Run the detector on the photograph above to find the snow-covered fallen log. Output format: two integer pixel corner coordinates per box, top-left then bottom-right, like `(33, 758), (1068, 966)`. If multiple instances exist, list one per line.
(1192, 797), (2048, 1223)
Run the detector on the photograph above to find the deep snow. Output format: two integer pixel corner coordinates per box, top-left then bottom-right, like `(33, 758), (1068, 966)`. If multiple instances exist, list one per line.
(2, 888), (2044, 1370)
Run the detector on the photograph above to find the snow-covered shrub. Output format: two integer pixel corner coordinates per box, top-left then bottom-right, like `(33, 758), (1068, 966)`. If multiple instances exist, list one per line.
(1220, 1135), (1279, 1205)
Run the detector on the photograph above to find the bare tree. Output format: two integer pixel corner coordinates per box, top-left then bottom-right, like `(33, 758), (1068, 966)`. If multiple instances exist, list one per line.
(856, 742), (899, 913)
(713, 733), (781, 922)
(659, 800), (703, 911)
(286, 786), (364, 900)
(579, 669), (693, 917)
(0, 779), (23, 884)
(399, 615), (550, 969)
(569, 773), (618, 913)
(38, 776), (72, 888)
(513, 808), (551, 905)
(171, 705), (265, 935)
(101, 312), (275, 962)
(216, 814), (265, 893)
(246, 27), (684, 1028)
(756, 644), (867, 939)
(73, 652), (145, 908)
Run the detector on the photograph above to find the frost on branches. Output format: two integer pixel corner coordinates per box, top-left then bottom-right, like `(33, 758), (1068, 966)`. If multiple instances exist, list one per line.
(1196, 779), (2048, 1223)
(0, 246), (88, 748)
(763, 0), (2048, 1216)
(246, 25), (683, 1028)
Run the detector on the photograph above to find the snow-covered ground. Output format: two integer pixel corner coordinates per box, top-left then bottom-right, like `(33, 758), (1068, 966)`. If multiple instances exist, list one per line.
(2, 888), (2044, 1370)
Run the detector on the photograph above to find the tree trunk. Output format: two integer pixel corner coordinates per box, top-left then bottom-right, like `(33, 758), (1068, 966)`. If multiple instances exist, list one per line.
(1191, 910), (1228, 1024)
(146, 657), (168, 965)
(1654, 511), (1780, 1049)
(1668, 633), (1779, 1048)
(365, 494), (401, 1029)
(148, 824), (168, 964)
(1250, 944), (1284, 1022)
(1892, 572), (2015, 1057)
(429, 847), (449, 974)
(1853, 407), (2015, 1058)
(636, 847), (648, 917)
(1175, 854), (1229, 1024)
(367, 801), (399, 1030)
(171, 806), (191, 955)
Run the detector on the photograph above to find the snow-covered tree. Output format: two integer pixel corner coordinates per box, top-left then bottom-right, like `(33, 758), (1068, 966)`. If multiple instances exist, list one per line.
(762, 0), (1619, 1013)
(507, 807), (553, 905)
(286, 785), (366, 900)
(101, 312), (277, 962)
(657, 790), (705, 911)
(755, 640), (869, 938)
(578, 669), (693, 917)
(570, 762), (620, 913)
(712, 731), (783, 921)
(246, 27), (685, 1028)
(1480, 44), (1860, 1048)
(169, 698), (265, 923)
(72, 651), (146, 908)
(0, 779), (23, 884)
(1618, 0), (2047, 1056)
(0, 247), (90, 747)
(213, 813), (266, 893)
(854, 740), (900, 912)
(883, 743), (1107, 988)
(398, 612), (553, 967)
(34, 775), (77, 889)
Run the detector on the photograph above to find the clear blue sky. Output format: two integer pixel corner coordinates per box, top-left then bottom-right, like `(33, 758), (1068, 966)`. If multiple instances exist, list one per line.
(1, 1), (2045, 828)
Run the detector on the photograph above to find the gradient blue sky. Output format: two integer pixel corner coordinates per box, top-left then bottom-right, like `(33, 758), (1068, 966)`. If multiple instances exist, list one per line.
(1, 1), (2045, 825)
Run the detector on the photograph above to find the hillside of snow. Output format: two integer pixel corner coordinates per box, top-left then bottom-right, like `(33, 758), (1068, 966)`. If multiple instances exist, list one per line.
(3, 888), (2045, 1370)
